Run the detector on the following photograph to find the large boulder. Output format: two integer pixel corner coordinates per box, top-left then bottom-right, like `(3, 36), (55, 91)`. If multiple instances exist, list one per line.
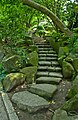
(20, 66), (37, 83)
(27, 51), (38, 66)
(2, 55), (21, 72)
(2, 73), (25, 92)
(72, 58), (78, 72)
(52, 109), (78, 120)
(62, 60), (75, 79)
(67, 75), (78, 99)
(12, 91), (49, 113)
(52, 109), (70, 120)
(62, 94), (78, 112)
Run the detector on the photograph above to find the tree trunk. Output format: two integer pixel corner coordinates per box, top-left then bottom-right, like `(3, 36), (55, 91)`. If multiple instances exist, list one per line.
(22, 0), (72, 36)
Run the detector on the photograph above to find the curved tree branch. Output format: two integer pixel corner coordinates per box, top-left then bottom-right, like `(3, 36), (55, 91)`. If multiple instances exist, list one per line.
(22, 0), (72, 36)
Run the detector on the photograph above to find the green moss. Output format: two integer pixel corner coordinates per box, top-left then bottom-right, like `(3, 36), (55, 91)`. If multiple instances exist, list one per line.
(27, 51), (38, 66)
(62, 60), (75, 79)
(62, 94), (78, 112)
(20, 66), (37, 83)
(72, 58), (78, 72)
(67, 75), (78, 98)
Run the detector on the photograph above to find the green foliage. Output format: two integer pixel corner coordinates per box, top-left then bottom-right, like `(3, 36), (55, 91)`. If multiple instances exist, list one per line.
(67, 34), (78, 54)
(0, 0), (28, 43)
(0, 63), (7, 82)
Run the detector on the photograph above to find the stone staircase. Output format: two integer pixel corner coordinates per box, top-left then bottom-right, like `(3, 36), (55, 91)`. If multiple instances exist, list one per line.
(36, 41), (62, 84)
(12, 41), (63, 114)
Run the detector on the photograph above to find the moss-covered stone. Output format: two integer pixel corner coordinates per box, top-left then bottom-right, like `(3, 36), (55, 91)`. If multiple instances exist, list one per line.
(27, 51), (38, 66)
(67, 75), (78, 99)
(52, 108), (78, 120)
(62, 60), (75, 79)
(62, 94), (78, 112)
(58, 47), (69, 65)
(20, 66), (37, 83)
(3, 73), (25, 92)
(72, 58), (78, 72)
(48, 38), (60, 53)
(52, 109), (70, 120)
(28, 45), (38, 52)
(2, 55), (21, 72)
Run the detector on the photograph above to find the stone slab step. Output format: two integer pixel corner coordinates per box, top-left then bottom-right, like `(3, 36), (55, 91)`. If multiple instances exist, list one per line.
(37, 72), (49, 77)
(35, 42), (48, 45)
(36, 77), (62, 84)
(39, 54), (57, 57)
(37, 72), (63, 78)
(38, 48), (53, 51)
(48, 66), (62, 72)
(38, 66), (62, 72)
(38, 51), (56, 54)
(49, 72), (63, 78)
(37, 45), (51, 48)
(28, 84), (57, 99)
(12, 91), (49, 113)
(38, 61), (51, 66)
(39, 57), (57, 61)
(38, 61), (59, 66)
(52, 61), (59, 66)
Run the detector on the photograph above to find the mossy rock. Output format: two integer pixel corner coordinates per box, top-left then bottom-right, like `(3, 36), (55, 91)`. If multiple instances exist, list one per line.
(72, 58), (78, 72)
(62, 94), (78, 112)
(58, 47), (69, 65)
(52, 108), (78, 120)
(28, 45), (38, 52)
(27, 51), (38, 66)
(2, 55), (21, 72)
(2, 73), (25, 92)
(20, 66), (37, 83)
(52, 109), (70, 120)
(62, 60), (75, 79)
(67, 75), (78, 99)
(48, 38), (60, 53)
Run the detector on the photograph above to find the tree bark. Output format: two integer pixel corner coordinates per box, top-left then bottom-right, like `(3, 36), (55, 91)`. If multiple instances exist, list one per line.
(22, 0), (72, 36)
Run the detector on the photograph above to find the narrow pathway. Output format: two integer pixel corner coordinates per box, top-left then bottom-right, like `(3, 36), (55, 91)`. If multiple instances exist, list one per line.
(0, 40), (71, 120)
(11, 41), (64, 115)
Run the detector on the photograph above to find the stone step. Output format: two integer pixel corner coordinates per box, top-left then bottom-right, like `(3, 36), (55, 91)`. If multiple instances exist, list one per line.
(38, 61), (59, 66)
(39, 57), (58, 61)
(38, 51), (56, 54)
(38, 48), (53, 51)
(37, 72), (49, 77)
(36, 77), (62, 84)
(48, 66), (62, 72)
(12, 91), (49, 113)
(37, 72), (63, 78)
(39, 54), (58, 57)
(37, 45), (51, 48)
(38, 66), (62, 72)
(49, 72), (63, 78)
(28, 84), (57, 99)
(52, 61), (59, 66)
(38, 61), (51, 66)
(35, 42), (48, 45)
